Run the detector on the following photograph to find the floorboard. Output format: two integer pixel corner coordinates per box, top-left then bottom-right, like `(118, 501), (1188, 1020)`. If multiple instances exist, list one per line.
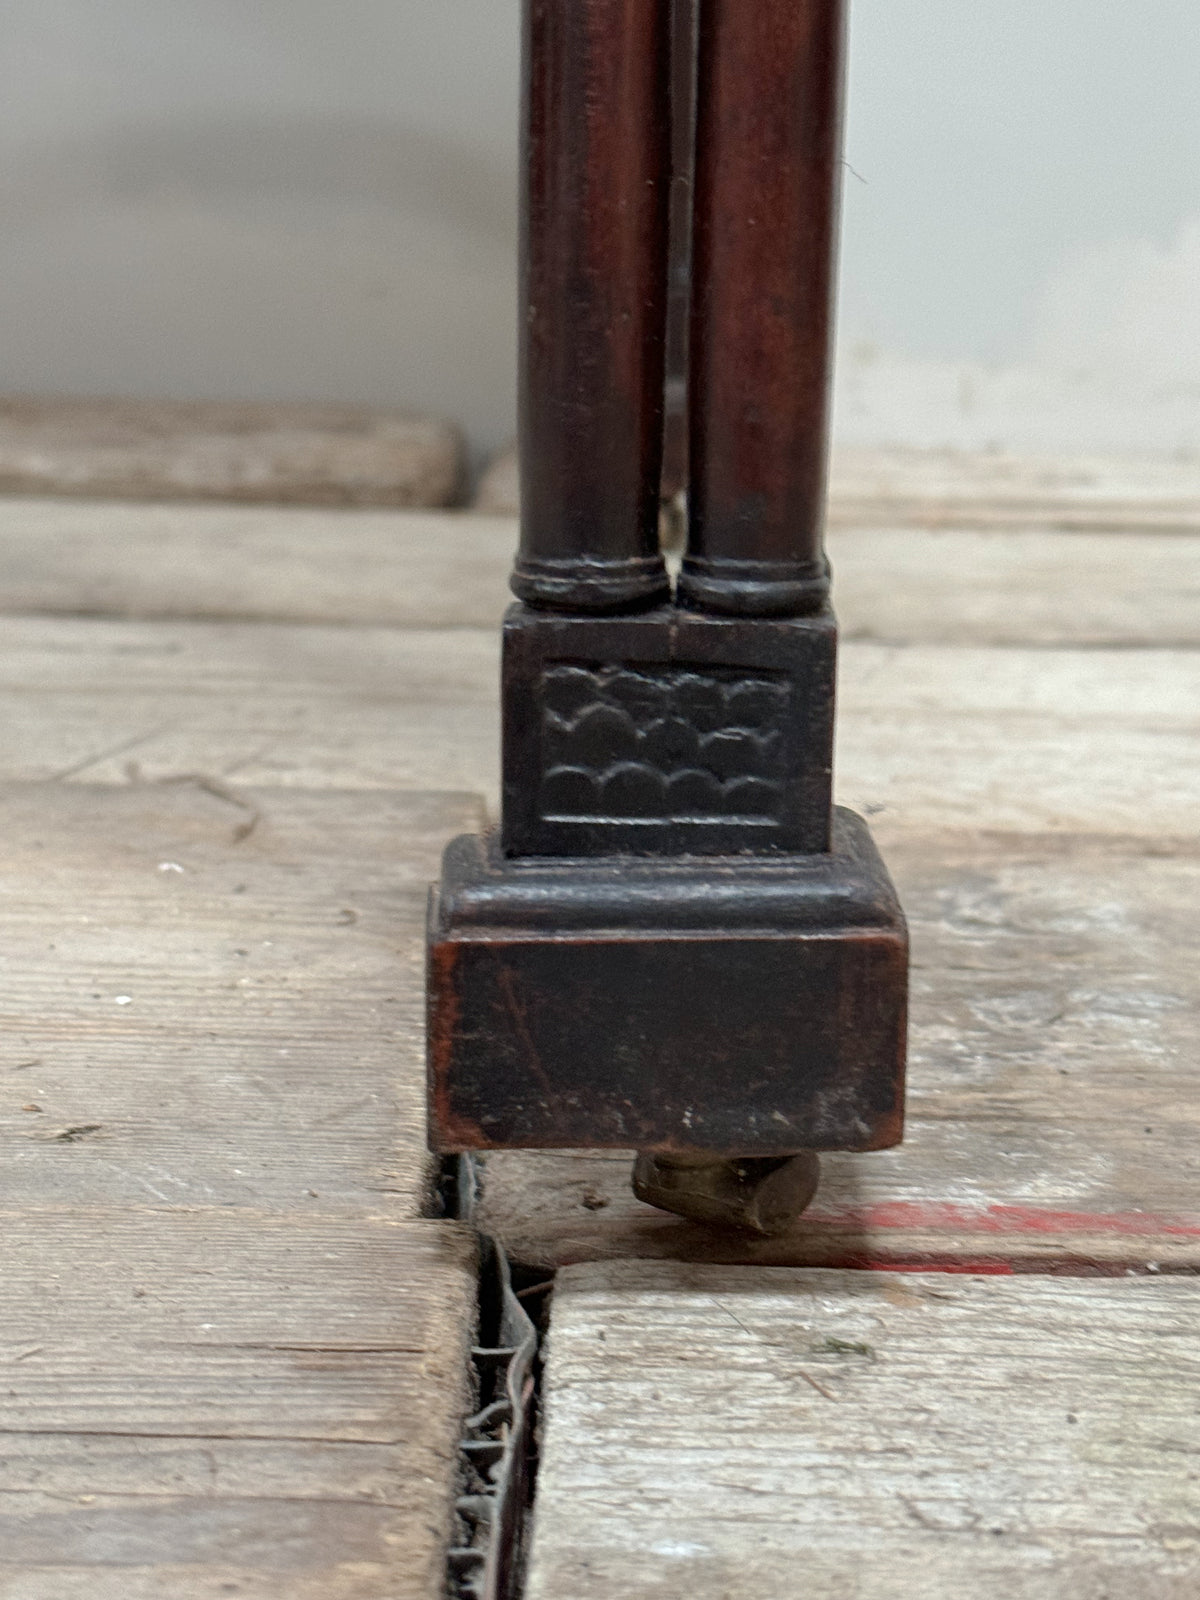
(527, 1262), (1200, 1600)
(1, 1209), (477, 1600)
(479, 444), (1200, 534)
(0, 397), (462, 509)
(476, 829), (1200, 1271)
(0, 614), (1195, 837)
(2, 494), (1199, 646)
(0, 782), (479, 1214)
(2, 480), (1198, 1594)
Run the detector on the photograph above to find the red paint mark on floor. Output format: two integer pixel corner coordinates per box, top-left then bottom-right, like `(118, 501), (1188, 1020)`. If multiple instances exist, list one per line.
(829, 1254), (1016, 1275)
(807, 1200), (1200, 1239)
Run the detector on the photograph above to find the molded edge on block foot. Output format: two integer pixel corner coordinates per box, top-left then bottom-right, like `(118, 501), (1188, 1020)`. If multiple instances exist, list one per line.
(427, 809), (907, 1156)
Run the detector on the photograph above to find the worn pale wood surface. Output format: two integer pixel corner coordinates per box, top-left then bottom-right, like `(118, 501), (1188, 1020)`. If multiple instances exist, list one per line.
(0, 614), (1196, 838)
(3, 495), (1200, 647)
(1, 499), (1197, 1270)
(830, 445), (1200, 532)
(0, 480), (1194, 1594)
(0, 782), (479, 1212)
(0, 1209), (477, 1600)
(476, 830), (1200, 1272)
(0, 614), (501, 801)
(0, 781), (482, 1596)
(0, 498), (514, 628)
(0, 398), (463, 508)
(833, 525), (1200, 647)
(480, 442), (1200, 531)
(527, 1262), (1200, 1600)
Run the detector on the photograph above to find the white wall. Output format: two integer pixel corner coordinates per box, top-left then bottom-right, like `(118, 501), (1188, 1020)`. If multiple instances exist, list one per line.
(838, 0), (1200, 456)
(2, 1), (1198, 460)
(0, 0), (522, 457)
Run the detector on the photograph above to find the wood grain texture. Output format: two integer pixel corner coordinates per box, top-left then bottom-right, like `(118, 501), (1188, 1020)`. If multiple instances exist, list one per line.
(0, 1209), (477, 1600)
(682, 0), (843, 611)
(0, 615), (503, 803)
(3, 497), (1200, 646)
(475, 830), (1200, 1271)
(0, 782), (481, 1212)
(0, 397), (463, 508)
(480, 442), (1200, 532)
(832, 525), (1200, 648)
(515, 0), (673, 608)
(0, 498), (515, 628)
(829, 445), (1200, 532)
(0, 616), (1196, 838)
(527, 1262), (1200, 1600)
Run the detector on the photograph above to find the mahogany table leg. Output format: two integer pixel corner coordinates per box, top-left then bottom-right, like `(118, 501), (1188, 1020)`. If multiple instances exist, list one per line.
(513, 0), (674, 613)
(681, 0), (846, 617)
(428, 0), (907, 1231)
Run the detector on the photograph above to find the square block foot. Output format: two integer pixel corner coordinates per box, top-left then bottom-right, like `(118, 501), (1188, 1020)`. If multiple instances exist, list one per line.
(428, 809), (907, 1156)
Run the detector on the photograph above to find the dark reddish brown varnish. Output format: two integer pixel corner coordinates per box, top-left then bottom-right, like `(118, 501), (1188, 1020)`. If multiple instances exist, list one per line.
(514, 0), (674, 612)
(428, 2), (909, 1168)
(681, 0), (847, 616)
(660, 0), (699, 502)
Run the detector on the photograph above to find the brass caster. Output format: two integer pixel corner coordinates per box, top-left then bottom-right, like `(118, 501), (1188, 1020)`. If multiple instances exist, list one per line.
(631, 1150), (821, 1237)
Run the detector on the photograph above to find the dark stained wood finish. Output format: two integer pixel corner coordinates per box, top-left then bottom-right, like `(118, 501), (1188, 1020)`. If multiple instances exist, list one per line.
(681, 0), (847, 616)
(430, 0), (907, 1171)
(660, 0), (699, 501)
(429, 810), (906, 1155)
(514, 0), (674, 613)
(499, 603), (837, 858)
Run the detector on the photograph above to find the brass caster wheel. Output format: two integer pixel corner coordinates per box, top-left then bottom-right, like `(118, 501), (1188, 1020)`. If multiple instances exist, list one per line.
(632, 1150), (821, 1236)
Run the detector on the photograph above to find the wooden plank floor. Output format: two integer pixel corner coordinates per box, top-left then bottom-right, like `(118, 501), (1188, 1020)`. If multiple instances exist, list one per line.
(0, 782), (478, 1212)
(0, 779), (483, 1596)
(0, 615), (1196, 839)
(526, 1262), (1200, 1600)
(479, 442), (1200, 532)
(477, 828), (1200, 1273)
(827, 444), (1200, 532)
(1, 462), (1198, 1595)
(3, 492), (1200, 643)
(0, 398), (463, 509)
(0, 499), (513, 628)
(2, 1211), (476, 1600)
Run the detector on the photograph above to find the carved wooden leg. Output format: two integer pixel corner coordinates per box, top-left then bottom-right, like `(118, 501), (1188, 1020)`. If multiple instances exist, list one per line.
(428, 0), (907, 1234)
